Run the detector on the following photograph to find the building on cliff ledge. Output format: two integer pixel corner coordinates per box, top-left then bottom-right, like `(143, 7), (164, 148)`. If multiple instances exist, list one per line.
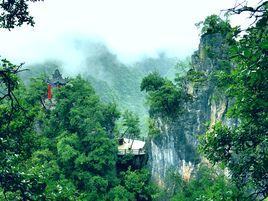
(118, 138), (145, 156)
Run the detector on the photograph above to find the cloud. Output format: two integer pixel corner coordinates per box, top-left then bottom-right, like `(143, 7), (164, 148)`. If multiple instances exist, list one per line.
(0, 0), (260, 65)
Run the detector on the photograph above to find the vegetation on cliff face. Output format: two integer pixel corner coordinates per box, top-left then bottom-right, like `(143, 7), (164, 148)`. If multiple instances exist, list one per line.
(170, 164), (244, 201)
(140, 71), (191, 119)
(141, 2), (267, 200)
(199, 2), (268, 199)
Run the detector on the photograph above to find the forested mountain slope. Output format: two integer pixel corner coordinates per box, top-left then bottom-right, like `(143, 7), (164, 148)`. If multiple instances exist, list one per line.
(20, 44), (178, 135)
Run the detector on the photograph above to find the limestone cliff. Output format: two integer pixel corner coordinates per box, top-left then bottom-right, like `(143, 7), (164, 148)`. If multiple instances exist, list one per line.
(148, 33), (232, 185)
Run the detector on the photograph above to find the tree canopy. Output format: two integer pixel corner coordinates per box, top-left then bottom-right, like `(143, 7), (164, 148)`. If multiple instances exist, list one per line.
(199, 2), (268, 199)
(0, 0), (43, 29)
(141, 72), (191, 119)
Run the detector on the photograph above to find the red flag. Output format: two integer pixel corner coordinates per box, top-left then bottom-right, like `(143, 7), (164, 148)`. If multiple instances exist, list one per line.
(48, 84), (52, 100)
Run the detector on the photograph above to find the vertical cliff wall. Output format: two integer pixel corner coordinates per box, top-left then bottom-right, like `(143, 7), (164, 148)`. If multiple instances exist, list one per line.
(148, 33), (230, 185)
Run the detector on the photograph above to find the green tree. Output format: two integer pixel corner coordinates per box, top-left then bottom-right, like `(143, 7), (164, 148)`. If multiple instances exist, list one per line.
(141, 72), (191, 119)
(199, 2), (268, 199)
(121, 168), (159, 201)
(170, 164), (244, 201)
(0, 68), (46, 200)
(0, 0), (43, 29)
(120, 110), (141, 141)
(107, 185), (135, 201)
(196, 14), (232, 36)
(0, 2), (48, 198)
(36, 76), (120, 199)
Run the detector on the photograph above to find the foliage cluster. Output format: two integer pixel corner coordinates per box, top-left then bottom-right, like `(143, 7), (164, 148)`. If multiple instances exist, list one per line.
(169, 164), (246, 201)
(141, 72), (191, 119)
(0, 7), (158, 198)
(199, 2), (268, 199)
(196, 14), (233, 37)
(0, 0), (43, 29)
(0, 73), (159, 200)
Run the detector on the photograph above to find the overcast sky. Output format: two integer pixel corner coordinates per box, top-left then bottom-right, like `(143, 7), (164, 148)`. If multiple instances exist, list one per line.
(0, 0), (259, 65)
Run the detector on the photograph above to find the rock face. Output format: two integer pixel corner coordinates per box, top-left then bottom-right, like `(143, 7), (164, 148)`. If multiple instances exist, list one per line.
(148, 33), (231, 185)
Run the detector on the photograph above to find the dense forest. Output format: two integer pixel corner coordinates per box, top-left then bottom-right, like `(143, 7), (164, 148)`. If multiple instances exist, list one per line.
(0, 0), (267, 200)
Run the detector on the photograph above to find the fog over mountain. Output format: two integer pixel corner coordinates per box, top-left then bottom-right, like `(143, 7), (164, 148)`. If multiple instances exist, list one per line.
(0, 0), (259, 70)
